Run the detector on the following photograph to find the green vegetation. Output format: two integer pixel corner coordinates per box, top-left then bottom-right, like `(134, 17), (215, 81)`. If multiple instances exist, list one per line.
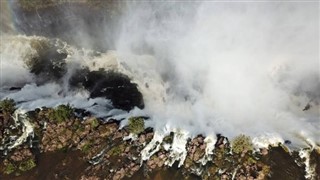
(91, 118), (99, 128)
(48, 104), (74, 123)
(60, 146), (69, 153)
(108, 144), (125, 156)
(81, 143), (92, 154)
(3, 162), (16, 175)
(72, 121), (84, 131)
(18, 159), (36, 172)
(0, 98), (16, 115)
(261, 165), (271, 175)
(231, 134), (254, 154)
(246, 156), (257, 165)
(81, 139), (96, 154)
(128, 117), (145, 135)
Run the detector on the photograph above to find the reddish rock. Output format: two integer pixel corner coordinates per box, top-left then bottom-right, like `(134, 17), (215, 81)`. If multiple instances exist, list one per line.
(260, 148), (268, 156)
(146, 132), (154, 140)
(200, 144), (206, 150)
(197, 136), (204, 144)
(221, 174), (228, 180)
(125, 147), (130, 153)
(139, 134), (146, 144)
(131, 165), (140, 172)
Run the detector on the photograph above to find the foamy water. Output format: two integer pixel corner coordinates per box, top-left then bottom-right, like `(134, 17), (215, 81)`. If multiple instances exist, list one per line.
(0, 1), (319, 174)
(116, 2), (320, 148)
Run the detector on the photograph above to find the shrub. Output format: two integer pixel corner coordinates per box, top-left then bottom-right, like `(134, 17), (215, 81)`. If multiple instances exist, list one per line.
(108, 144), (125, 156)
(128, 117), (144, 135)
(91, 118), (99, 128)
(18, 159), (36, 172)
(48, 104), (74, 123)
(4, 162), (16, 174)
(0, 98), (16, 115)
(231, 134), (253, 154)
(81, 143), (92, 154)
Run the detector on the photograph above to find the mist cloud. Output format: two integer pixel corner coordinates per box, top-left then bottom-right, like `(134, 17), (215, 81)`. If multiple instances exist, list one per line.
(115, 2), (319, 146)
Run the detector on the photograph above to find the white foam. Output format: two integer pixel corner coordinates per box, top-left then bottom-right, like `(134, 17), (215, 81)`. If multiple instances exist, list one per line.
(165, 129), (189, 167)
(8, 110), (34, 149)
(299, 149), (316, 180)
(198, 135), (217, 165)
(252, 133), (284, 149)
(0, 2), (319, 160)
(140, 131), (165, 163)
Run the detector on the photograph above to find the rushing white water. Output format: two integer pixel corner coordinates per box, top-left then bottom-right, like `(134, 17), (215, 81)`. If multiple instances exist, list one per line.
(141, 131), (165, 163)
(116, 1), (320, 148)
(0, 1), (319, 167)
(252, 133), (284, 149)
(299, 148), (316, 180)
(8, 110), (34, 150)
(199, 135), (217, 165)
(165, 129), (189, 167)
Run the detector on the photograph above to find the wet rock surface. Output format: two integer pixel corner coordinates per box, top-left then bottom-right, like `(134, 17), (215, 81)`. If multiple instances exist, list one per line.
(23, 37), (144, 112)
(70, 69), (144, 111)
(0, 106), (318, 179)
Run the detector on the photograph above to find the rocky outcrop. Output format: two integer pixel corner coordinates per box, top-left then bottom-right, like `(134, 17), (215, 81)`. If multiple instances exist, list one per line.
(1, 145), (36, 176)
(0, 108), (314, 179)
(70, 69), (144, 111)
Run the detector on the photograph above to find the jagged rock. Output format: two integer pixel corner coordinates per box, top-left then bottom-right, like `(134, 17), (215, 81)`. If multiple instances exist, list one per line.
(139, 134), (146, 144)
(131, 165), (140, 173)
(10, 148), (32, 162)
(200, 144), (206, 150)
(260, 148), (268, 156)
(197, 136), (204, 144)
(221, 174), (229, 180)
(113, 168), (126, 180)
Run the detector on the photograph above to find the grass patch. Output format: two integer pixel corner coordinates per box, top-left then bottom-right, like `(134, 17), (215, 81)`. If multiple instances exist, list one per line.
(4, 162), (16, 175)
(48, 104), (74, 123)
(231, 134), (253, 154)
(81, 143), (92, 154)
(91, 118), (99, 128)
(0, 98), (16, 115)
(128, 117), (144, 135)
(108, 144), (125, 156)
(18, 159), (36, 172)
